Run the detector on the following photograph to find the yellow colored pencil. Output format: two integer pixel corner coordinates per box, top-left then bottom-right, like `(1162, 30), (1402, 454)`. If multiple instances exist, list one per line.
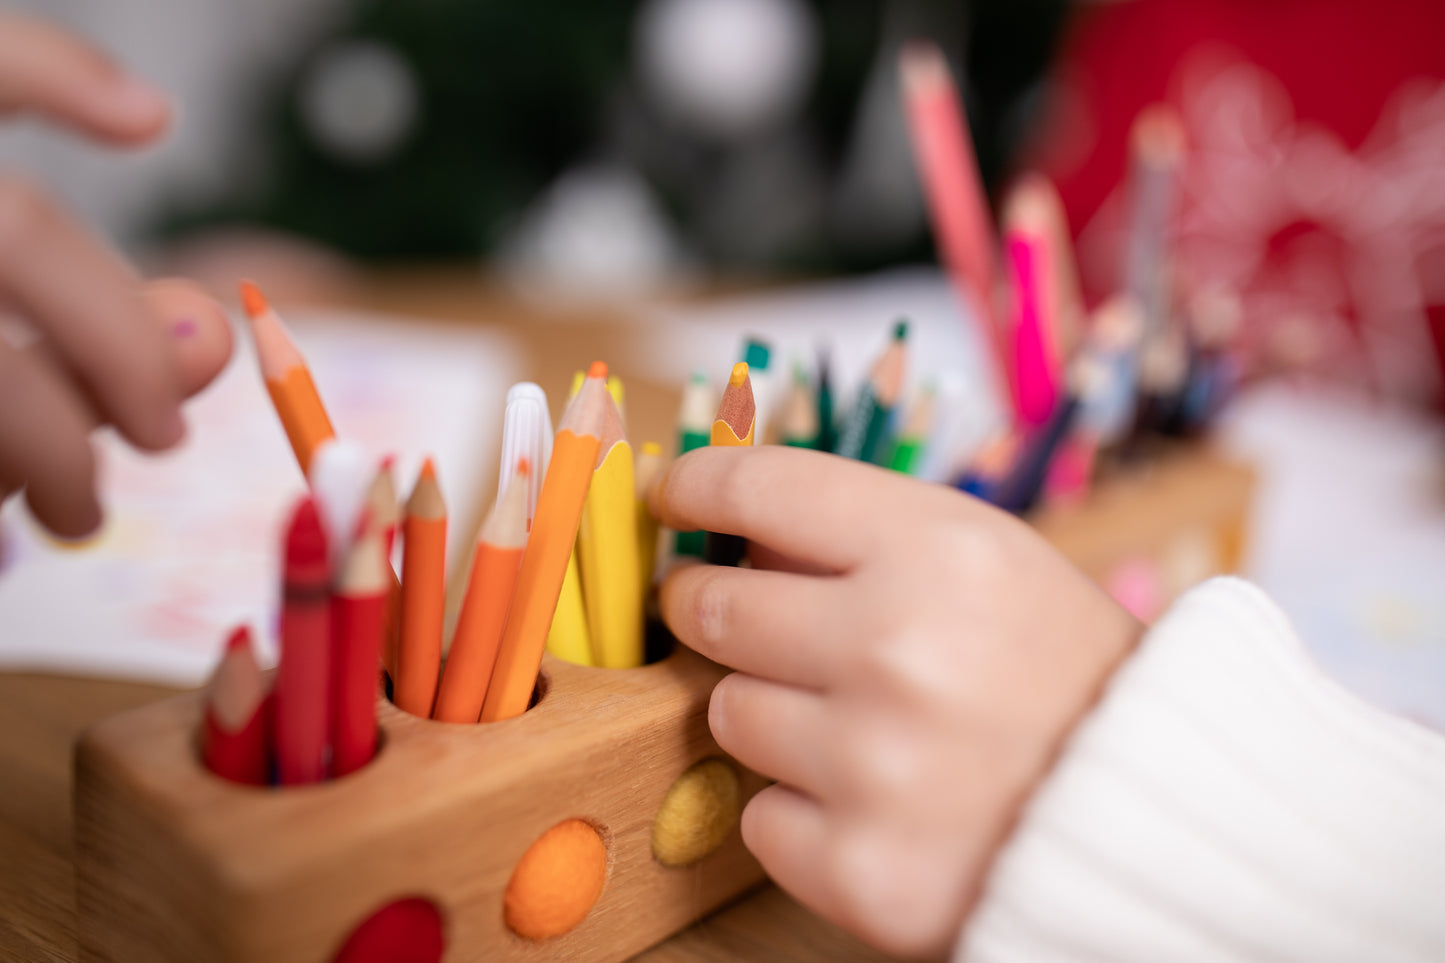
(634, 441), (665, 605)
(705, 363), (756, 567)
(578, 394), (642, 668)
(545, 554), (593, 666)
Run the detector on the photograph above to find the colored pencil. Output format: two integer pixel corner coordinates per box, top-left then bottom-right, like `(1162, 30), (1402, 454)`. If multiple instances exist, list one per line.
(202, 625), (269, 786)
(1005, 234), (1062, 428)
(781, 362), (819, 448)
(1087, 106), (1184, 448)
(330, 522), (388, 777)
(239, 280), (336, 476)
(433, 461), (529, 723)
(816, 346), (836, 453)
(481, 362), (608, 723)
(308, 439), (373, 570)
(996, 328), (1127, 514)
(705, 362), (756, 567)
(634, 441), (666, 605)
(395, 459), (446, 717)
(275, 497), (331, 786)
(1002, 173), (1085, 364)
(888, 383), (937, 474)
(674, 372), (714, 557)
(917, 372), (971, 483)
(545, 373), (596, 667)
(899, 43), (1013, 415)
(546, 554), (593, 666)
(499, 383), (553, 530)
(955, 429), (1020, 501)
(365, 459), (400, 558)
(836, 320), (908, 463)
(1046, 296), (1145, 504)
(578, 394), (643, 668)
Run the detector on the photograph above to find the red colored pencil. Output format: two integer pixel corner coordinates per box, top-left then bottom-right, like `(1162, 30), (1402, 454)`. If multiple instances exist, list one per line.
(275, 497), (332, 785)
(331, 521), (389, 778)
(202, 625), (270, 785)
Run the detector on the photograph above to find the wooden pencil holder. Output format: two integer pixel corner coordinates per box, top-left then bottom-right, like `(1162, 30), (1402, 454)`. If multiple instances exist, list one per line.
(74, 647), (769, 962)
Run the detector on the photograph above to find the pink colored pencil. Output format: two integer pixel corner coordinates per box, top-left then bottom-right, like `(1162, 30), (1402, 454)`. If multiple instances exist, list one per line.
(1005, 233), (1061, 427)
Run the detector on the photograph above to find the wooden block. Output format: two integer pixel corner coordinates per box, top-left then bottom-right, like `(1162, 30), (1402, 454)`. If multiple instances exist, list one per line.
(75, 648), (767, 963)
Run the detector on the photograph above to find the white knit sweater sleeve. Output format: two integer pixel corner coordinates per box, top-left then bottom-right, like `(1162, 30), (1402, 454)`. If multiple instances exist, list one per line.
(956, 577), (1445, 963)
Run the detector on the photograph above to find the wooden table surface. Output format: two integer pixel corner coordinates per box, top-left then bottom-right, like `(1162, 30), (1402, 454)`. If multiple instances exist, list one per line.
(0, 266), (893, 962)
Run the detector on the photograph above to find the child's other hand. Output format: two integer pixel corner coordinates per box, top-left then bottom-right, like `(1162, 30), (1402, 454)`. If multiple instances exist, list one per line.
(654, 446), (1143, 959)
(0, 13), (232, 537)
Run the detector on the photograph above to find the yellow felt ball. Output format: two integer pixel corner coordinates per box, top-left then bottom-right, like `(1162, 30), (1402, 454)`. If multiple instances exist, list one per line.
(504, 818), (608, 940)
(651, 758), (741, 867)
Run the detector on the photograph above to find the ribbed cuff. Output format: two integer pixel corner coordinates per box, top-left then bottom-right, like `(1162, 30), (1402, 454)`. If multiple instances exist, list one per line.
(957, 577), (1445, 963)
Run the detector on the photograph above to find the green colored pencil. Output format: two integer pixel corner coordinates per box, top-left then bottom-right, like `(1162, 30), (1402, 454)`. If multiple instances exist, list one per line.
(836, 320), (908, 462)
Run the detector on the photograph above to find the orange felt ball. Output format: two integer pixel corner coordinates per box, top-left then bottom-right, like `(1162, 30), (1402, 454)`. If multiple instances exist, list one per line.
(504, 818), (608, 940)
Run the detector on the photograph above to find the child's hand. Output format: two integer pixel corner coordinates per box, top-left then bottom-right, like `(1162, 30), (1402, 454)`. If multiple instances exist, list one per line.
(653, 446), (1143, 959)
(0, 13), (232, 537)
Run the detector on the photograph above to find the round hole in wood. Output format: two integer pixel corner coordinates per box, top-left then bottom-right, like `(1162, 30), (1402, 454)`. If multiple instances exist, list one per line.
(651, 757), (741, 867)
(331, 896), (445, 963)
(504, 818), (608, 940)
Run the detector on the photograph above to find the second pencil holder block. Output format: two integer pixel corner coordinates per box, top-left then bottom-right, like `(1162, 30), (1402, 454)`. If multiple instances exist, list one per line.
(74, 647), (769, 962)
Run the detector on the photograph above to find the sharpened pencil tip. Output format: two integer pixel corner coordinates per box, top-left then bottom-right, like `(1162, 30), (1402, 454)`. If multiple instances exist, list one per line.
(225, 624), (252, 653)
(239, 280), (267, 319)
(516, 457), (530, 477)
(588, 360), (608, 379)
(893, 319), (909, 341)
(641, 441), (662, 456)
(419, 457), (437, 481)
(729, 362), (749, 386)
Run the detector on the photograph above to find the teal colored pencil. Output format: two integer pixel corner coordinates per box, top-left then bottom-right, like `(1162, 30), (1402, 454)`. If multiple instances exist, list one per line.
(835, 320), (909, 462)
(817, 347), (836, 452)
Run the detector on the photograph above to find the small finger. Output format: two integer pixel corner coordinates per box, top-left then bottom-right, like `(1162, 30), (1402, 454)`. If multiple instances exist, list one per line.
(710, 672), (832, 797)
(0, 175), (184, 450)
(0, 12), (170, 145)
(0, 341), (100, 537)
(738, 785), (839, 925)
(651, 446), (941, 573)
(659, 564), (843, 688)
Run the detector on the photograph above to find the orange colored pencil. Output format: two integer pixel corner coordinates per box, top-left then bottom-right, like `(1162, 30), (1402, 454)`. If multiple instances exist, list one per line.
(330, 522), (389, 777)
(202, 625), (270, 786)
(395, 459), (446, 717)
(240, 281), (336, 476)
(480, 362), (608, 722)
(432, 460), (530, 723)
